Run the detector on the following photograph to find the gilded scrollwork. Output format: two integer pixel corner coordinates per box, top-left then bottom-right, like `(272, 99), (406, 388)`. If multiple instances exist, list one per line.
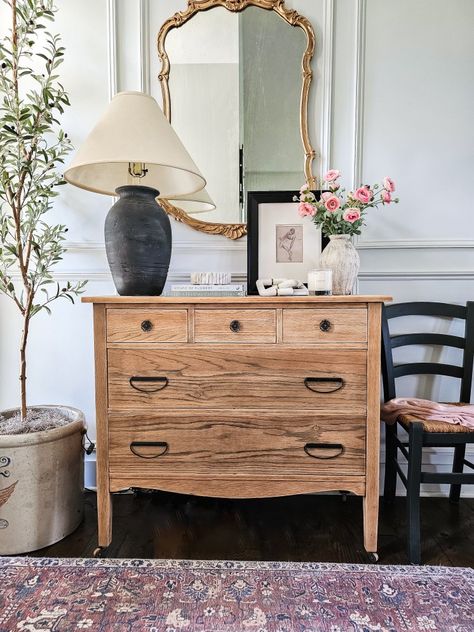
(157, 0), (316, 240)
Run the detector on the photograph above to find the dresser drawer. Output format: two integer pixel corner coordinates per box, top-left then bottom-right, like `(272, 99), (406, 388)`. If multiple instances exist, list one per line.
(107, 347), (367, 412)
(108, 411), (366, 482)
(107, 309), (188, 343)
(194, 309), (276, 343)
(282, 307), (367, 344)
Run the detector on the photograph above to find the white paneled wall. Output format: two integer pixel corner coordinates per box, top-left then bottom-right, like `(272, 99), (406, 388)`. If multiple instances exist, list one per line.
(1, 0), (473, 494)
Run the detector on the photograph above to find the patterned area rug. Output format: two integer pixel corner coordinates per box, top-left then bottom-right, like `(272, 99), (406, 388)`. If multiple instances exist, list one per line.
(0, 558), (473, 632)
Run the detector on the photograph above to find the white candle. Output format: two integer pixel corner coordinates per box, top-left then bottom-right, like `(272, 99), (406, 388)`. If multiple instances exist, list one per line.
(308, 269), (332, 295)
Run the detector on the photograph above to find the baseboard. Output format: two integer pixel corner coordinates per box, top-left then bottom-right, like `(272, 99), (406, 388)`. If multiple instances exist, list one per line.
(84, 452), (474, 498)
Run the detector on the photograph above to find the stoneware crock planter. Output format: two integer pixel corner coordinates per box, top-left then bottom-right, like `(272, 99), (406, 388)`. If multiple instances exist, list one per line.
(0, 405), (85, 555)
(320, 234), (360, 295)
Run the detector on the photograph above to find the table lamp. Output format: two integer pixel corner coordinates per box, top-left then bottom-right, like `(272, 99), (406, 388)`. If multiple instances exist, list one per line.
(64, 91), (207, 295)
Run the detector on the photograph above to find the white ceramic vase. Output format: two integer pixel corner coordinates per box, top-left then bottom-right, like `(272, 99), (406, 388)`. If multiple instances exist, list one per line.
(0, 405), (85, 554)
(320, 235), (360, 295)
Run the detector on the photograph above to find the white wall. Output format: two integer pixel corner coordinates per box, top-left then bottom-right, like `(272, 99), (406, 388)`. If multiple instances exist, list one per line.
(1, 0), (473, 495)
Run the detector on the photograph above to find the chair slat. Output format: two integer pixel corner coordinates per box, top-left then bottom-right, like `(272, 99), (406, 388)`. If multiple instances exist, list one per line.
(390, 333), (465, 349)
(393, 362), (463, 379)
(385, 302), (466, 320)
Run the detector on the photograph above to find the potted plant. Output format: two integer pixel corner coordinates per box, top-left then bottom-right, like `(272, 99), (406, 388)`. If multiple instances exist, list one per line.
(297, 170), (399, 294)
(0, 0), (87, 554)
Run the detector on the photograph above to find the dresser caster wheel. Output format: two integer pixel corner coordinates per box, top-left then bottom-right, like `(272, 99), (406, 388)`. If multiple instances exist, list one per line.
(368, 552), (379, 563)
(93, 546), (108, 558)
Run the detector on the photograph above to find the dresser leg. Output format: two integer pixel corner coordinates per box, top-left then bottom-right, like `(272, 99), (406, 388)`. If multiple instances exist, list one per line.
(363, 492), (379, 554)
(97, 490), (113, 549)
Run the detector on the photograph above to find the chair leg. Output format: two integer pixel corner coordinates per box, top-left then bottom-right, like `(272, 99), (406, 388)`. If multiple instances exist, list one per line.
(407, 422), (423, 565)
(449, 444), (466, 504)
(383, 422), (398, 502)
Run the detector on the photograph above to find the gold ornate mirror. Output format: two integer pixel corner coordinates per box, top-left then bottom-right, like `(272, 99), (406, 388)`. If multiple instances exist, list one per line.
(157, 0), (316, 240)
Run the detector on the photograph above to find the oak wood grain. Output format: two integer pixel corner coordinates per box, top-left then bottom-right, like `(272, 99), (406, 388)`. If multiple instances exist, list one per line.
(107, 347), (367, 411)
(83, 295), (392, 304)
(108, 411), (366, 489)
(194, 309), (276, 343)
(109, 475), (366, 497)
(282, 307), (367, 344)
(363, 302), (382, 553)
(107, 308), (188, 343)
(93, 304), (112, 548)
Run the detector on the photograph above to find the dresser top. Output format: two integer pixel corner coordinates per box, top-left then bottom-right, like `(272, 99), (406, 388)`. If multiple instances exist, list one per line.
(82, 295), (391, 304)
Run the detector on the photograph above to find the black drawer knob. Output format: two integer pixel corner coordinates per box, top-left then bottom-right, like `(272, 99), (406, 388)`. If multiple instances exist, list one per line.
(230, 319), (241, 333)
(141, 320), (153, 332)
(319, 319), (332, 332)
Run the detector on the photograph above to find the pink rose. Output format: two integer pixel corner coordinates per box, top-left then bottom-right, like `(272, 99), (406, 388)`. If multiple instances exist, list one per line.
(298, 202), (315, 217)
(382, 190), (392, 204)
(324, 169), (340, 182)
(383, 176), (395, 192)
(300, 183), (310, 194)
(324, 195), (340, 213)
(343, 207), (361, 223)
(354, 186), (372, 204)
(330, 183), (340, 192)
(321, 191), (333, 202)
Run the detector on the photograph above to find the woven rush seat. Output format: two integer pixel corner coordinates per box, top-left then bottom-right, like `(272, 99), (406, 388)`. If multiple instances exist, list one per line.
(398, 403), (474, 433)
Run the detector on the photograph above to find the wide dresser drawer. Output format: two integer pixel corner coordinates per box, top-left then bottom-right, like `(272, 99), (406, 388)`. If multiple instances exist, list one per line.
(107, 347), (367, 412)
(282, 307), (367, 344)
(108, 411), (366, 482)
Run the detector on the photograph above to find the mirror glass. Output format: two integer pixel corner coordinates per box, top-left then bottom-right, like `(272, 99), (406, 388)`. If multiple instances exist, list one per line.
(165, 6), (307, 223)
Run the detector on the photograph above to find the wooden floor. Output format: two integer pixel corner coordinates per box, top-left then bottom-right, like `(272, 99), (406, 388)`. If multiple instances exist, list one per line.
(33, 492), (474, 566)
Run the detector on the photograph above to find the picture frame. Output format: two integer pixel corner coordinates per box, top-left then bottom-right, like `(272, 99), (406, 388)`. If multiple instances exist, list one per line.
(247, 191), (328, 294)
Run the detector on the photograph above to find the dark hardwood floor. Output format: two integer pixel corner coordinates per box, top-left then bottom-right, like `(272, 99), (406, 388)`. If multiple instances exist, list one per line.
(32, 492), (474, 566)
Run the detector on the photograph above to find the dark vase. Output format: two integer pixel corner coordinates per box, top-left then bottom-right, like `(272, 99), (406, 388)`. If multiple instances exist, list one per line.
(104, 185), (172, 296)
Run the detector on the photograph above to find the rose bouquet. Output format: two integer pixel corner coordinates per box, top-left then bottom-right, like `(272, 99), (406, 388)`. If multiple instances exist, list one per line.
(296, 169), (398, 237)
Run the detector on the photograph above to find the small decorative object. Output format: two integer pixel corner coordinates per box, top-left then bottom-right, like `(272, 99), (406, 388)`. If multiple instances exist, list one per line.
(0, 0), (86, 554)
(308, 269), (332, 295)
(247, 191), (328, 295)
(191, 272), (232, 285)
(256, 278), (309, 297)
(296, 170), (398, 295)
(65, 92), (209, 296)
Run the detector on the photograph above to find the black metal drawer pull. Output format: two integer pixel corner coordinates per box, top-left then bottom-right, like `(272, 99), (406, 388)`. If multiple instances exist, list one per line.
(304, 443), (344, 459)
(141, 320), (153, 332)
(129, 376), (169, 392)
(230, 319), (241, 332)
(304, 377), (344, 393)
(130, 441), (168, 459)
(319, 319), (332, 332)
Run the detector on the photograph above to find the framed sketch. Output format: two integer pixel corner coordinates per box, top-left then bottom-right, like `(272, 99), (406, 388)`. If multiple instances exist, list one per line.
(247, 191), (327, 294)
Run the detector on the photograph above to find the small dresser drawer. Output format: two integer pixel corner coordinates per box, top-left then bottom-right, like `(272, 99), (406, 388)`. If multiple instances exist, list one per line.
(194, 309), (276, 343)
(108, 411), (366, 481)
(282, 307), (367, 344)
(107, 309), (188, 343)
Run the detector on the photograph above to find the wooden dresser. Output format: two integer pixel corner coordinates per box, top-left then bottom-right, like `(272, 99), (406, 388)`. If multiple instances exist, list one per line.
(83, 295), (389, 557)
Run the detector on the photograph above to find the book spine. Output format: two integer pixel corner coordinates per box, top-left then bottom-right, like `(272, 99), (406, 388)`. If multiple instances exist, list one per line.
(170, 284), (245, 292)
(169, 290), (246, 297)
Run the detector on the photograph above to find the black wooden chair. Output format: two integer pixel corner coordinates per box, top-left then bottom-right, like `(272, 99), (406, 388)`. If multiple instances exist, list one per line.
(381, 301), (474, 564)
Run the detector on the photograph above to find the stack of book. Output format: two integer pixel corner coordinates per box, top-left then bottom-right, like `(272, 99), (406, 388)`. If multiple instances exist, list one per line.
(169, 283), (246, 297)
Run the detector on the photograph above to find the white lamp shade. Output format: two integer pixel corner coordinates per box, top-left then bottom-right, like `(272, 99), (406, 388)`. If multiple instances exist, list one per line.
(165, 188), (216, 215)
(64, 91), (206, 198)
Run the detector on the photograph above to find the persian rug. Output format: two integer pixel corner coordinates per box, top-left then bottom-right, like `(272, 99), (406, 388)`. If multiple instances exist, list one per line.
(0, 558), (473, 632)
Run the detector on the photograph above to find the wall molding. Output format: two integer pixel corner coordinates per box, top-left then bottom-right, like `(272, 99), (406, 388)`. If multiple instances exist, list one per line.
(106, 0), (118, 99)
(139, 0), (151, 94)
(320, 0), (334, 179)
(351, 0), (366, 191)
(359, 270), (474, 281)
(64, 240), (247, 253)
(358, 239), (474, 250)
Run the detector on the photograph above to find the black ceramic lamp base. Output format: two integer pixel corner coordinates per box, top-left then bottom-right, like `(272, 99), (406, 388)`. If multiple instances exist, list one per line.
(104, 185), (171, 296)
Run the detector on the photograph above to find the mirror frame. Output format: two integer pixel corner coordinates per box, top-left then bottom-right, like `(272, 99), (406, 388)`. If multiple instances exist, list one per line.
(157, 0), (316, 240)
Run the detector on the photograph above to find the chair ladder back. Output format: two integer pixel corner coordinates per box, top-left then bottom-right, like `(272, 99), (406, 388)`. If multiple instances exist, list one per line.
(460, 301), (474, 403)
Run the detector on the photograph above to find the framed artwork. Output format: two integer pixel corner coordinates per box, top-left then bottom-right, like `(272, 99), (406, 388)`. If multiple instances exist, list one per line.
(247, 191), (328, 294)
